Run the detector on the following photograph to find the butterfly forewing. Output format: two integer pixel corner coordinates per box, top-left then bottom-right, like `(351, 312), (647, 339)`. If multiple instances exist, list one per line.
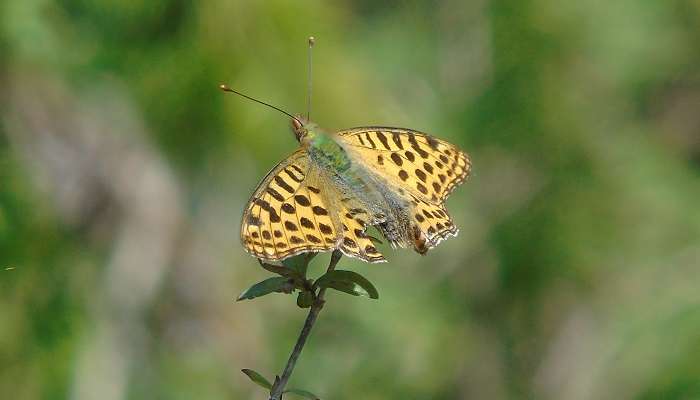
(336, 127), (471, 203)
(241, 150), (340, 261)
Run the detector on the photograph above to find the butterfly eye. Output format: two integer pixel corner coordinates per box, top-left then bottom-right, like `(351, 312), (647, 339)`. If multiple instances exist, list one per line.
(291, 117), (303, 132)
(291, 118), (308, 142)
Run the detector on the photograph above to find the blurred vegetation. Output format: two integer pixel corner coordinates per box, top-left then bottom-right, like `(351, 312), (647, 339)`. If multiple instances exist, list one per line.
(1, 1), (700, 399)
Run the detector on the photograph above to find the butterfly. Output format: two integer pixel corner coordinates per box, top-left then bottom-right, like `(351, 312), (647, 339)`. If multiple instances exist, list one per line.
(238, 118), (471, 263)
(226, 38), (471, 263)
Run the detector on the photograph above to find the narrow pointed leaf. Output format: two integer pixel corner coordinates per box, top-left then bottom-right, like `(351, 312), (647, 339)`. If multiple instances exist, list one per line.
(241, 369), (272, 390)
(237, 277), (293, 301)
(314, 270), (379, 299)
(258, 260), (302, 279)
(284, 388), (320, 399)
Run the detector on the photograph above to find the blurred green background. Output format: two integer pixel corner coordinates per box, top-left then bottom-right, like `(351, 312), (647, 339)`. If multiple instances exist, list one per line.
(2, 1), (700, 399)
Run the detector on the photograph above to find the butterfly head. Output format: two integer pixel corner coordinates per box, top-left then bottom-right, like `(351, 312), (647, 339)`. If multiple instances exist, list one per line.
(291, 116), (320, 143)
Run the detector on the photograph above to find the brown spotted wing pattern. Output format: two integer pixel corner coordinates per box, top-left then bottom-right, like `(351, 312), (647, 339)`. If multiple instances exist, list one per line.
(242, 127), (469, 263)
(336, 127), (471, 253)
(241, 149), (387, 263)
(241, 149), (338, 260)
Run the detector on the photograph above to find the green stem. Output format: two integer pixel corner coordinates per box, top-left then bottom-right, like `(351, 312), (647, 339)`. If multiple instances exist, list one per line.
(269, 251), (342, 400)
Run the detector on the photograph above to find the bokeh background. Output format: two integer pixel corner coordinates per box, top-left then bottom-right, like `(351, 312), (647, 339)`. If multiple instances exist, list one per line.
(2, 1), (700, 399)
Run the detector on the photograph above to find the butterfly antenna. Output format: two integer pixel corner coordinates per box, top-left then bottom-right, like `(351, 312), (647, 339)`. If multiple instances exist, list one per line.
(219, 84), (302, 125)
(306, 36), (315, 121)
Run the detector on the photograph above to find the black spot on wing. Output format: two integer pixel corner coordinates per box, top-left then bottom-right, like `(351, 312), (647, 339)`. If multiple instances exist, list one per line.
(267, 187), (285, 202)
(274, 176), (295, 193)
(290, 236), (304, 244)
(375, 131), (390, 149)
(365, 133), (376, 148)
(426, 135), (440, 150)
(269, 209), (281, 223)
(282, 203), (296, 213)
(290, 164), (305, 176)
(415, 169), (427, 182)
(254, 199), (271, 211)
(391, 132), (404, 149)
(300, 217), (314, 229)
(319, 223), (333, 234)
(306, 234), (322, 244)
(295, 194), (311, 207)
(284, 168), (304, 182)
(312, 206), (328, 215)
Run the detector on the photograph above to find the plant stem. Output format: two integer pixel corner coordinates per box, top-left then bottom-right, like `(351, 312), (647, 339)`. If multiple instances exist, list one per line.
(269, 251), (342, 400)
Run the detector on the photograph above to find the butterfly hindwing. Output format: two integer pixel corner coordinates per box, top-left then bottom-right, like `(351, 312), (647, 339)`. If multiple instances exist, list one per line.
(241, 150), (339, 261)
(335, 198), (386, 263)
(336, 127), (471, 203)
(408, 194), (459, 253)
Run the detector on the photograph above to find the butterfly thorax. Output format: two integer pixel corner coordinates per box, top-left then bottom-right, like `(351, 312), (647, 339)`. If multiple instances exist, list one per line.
(299, 122), (352, 174)
(301, 124), (415, 245)
(298, 121), (393, 212)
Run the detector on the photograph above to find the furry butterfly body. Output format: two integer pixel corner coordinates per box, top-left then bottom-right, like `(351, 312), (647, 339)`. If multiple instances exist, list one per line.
(241, 118), (471, 263)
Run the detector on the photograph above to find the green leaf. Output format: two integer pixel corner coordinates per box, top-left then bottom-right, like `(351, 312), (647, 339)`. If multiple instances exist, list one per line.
(314, 270), (379, 299)
(237, 277), (294, 301)
(296, 291), (314, 308)
(284, 388), (320, 399)
(282, 253), (316, 277)
(241, 369), (272, 390)
(259, 261), (303, 279)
